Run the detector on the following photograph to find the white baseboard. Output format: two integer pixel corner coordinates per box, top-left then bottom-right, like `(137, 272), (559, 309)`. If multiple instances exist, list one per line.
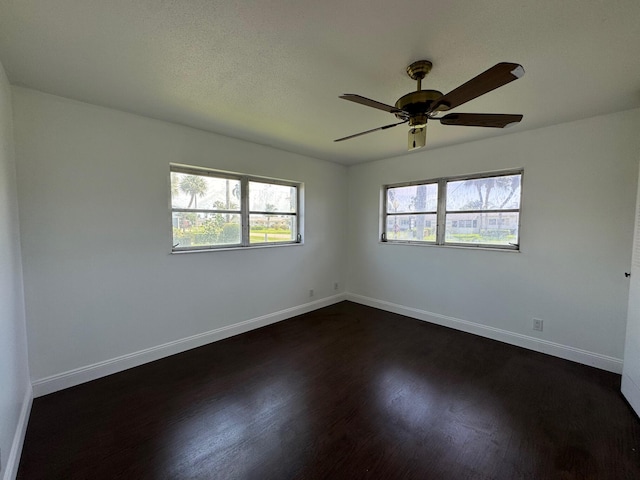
(622, 374), (640, 416)
(346, 293), (623, 374)
(3, 385), (33, 480)
(30, 292), (623, 397)
(32, 294), (346, 397)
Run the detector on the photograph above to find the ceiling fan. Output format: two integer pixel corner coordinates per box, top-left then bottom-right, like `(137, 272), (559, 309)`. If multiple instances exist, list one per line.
(335, 60), (524, 150)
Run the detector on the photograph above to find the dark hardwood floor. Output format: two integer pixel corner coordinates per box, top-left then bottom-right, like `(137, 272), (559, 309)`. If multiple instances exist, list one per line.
(18, 301), (640, 479)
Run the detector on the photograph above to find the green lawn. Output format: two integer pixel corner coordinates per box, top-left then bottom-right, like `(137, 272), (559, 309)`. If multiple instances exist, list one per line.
(250, 231), (293, 243)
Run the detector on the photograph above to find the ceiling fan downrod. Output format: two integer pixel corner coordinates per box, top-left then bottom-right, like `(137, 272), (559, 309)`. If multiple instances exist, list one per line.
(406, 60), (432, 91)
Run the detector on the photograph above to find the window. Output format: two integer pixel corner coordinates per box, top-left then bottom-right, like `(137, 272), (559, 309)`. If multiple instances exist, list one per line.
(384, 182), (438, 242)
(170, 165), (301, 251)
(382, 170), (522, 250)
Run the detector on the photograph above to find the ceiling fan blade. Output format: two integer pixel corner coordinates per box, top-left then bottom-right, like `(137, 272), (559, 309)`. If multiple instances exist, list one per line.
(334, 120), (408, 142)
(432, 63), (525, 112)
(340, 94), (407, 115)
(439, 113), (523, 128)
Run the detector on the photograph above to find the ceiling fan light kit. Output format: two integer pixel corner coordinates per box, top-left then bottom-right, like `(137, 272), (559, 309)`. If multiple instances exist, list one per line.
(409, 127), (426, 151)
(336, 60), (525, 151)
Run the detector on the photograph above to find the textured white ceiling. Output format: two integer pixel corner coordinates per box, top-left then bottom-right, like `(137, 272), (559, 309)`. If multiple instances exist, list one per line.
(1, 0), (639, 165)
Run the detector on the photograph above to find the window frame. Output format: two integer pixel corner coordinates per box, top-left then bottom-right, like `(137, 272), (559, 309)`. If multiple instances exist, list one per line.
(382, 179), (439, 245)
(170, 164), (302, 252)
(381, 169), (523, 251)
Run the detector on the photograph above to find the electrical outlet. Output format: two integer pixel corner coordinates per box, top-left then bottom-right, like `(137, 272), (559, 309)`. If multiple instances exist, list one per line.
(309, 289), (314, 297)
(334, 282), (339, 291)
(533, 318), (543, 332)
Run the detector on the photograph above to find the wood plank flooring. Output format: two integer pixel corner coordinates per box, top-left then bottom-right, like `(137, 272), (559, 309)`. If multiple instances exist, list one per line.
(18, 301), (640, 479)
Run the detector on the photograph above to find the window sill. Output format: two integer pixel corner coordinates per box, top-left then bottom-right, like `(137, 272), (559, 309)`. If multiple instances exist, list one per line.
(171, 242), (304, 254)
(379, 241), (520, 253)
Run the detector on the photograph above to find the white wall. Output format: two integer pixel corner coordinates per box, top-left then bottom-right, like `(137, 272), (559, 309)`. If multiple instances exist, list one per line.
(347, 109), (640, 371)
(12, 87), (347, 391)
(0, 63), (30, 478)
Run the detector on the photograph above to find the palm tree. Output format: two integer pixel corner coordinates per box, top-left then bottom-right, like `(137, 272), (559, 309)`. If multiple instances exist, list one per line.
(180, 175), (207, 208)
(464, 176), (520, 233)
(170, 173), (180, 197)
(265, 203), (277, 230)
(413, 185), (427, 240)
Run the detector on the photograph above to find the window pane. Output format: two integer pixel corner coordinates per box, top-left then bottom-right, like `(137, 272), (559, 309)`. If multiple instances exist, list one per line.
(445, 212), (519, 246)
(386, 214), (437, 242)
(250, 214), (296, 243)
(172, 212), (241, 248)
(171, 173), (241, 211)
(446, 174), (521, 211)
(387, 184), (438, 213)
(249, 182), (297, 213)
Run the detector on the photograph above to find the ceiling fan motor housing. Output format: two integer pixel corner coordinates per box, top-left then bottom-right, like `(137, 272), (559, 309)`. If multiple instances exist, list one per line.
(395, 90), (443, 126)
